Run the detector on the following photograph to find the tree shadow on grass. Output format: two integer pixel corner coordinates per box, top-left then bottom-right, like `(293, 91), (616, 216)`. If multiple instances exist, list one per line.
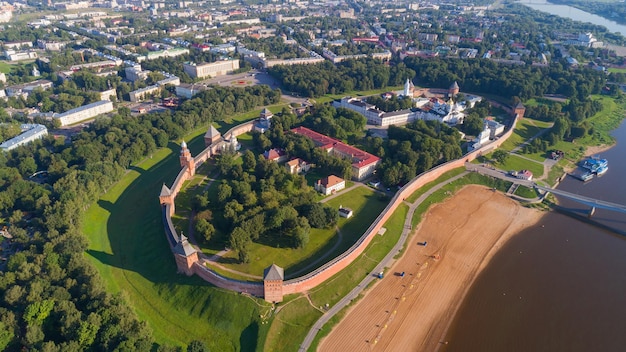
(87, 133), (216, 285)
(255, 232), (293, 249)
(215, 256), (240, 265)
(240, 321), (259, 352)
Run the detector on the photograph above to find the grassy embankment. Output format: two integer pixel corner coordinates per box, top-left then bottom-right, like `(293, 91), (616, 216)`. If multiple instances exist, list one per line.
(83, 106), (287, 350)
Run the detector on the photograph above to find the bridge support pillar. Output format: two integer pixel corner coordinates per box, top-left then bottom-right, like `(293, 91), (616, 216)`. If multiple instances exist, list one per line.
(588, 206), (596, 218)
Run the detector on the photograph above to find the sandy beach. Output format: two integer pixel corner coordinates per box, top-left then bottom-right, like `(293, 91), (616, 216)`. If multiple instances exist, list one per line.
(318, 185), (544, 352)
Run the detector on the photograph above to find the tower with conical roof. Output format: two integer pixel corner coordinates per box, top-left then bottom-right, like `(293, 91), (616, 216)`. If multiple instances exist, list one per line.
(449, 81), (460, 96)
(179, 140), (196, 176)
(204, 125), (221, 147)
(513, 101), (525, 118)
(159, 184), (173, 207)
(173, 233), (198, 276)
(263, 264), (284, 303)
(260, 107), (273, 120)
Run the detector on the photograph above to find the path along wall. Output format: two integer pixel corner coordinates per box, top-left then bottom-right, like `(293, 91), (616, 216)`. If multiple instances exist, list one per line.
(162, 112), (519, 297)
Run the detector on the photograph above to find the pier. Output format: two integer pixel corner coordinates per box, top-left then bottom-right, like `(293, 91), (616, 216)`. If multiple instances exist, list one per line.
(534, 185), (626, 216)
(465, 163), (626, 217)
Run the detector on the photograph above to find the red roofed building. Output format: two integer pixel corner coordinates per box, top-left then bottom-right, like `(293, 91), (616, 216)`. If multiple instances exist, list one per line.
(291, 126), (380, 180)
(315, 175), (346, 195)
(263, 148), (288, 163)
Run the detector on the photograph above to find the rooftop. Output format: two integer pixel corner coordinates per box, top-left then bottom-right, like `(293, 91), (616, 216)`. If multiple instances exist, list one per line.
(291, 126), (380, 168)
(263, 264), (284, 281)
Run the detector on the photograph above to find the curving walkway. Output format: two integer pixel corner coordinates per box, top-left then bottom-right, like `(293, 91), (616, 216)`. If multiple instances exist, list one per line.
(298, 171), (469, 351)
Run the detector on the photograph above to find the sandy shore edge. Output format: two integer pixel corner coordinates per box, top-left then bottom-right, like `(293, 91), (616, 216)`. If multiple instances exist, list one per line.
(319, 185), (546, 352)
(432, 194), (544, 352)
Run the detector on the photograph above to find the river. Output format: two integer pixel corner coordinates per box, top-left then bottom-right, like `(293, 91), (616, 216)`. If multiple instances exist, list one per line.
(442, 118), (626, 351)
(519, 0), (626, 35)
(440, 4), (626, 351)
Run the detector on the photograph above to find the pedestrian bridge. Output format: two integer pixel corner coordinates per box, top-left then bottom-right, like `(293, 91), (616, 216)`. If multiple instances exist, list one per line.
(534, 184), (626, 215)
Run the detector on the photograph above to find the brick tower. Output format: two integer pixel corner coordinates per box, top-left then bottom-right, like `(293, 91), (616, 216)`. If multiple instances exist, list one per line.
(263, 264), (284, 303)
(204, 125), (221, 147)
(449, 81), (460, 97)
(179, 140), (195, 176)
(513, 102), (526, 118)
(173, 234), (198, 276)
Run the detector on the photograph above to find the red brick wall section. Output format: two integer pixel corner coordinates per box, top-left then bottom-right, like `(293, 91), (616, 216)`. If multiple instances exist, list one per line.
(162, 114), (519, 299)
(193, 262), (264, 296)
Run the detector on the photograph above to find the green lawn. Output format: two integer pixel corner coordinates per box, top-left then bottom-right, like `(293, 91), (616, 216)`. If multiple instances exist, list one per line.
(486, 153), (544, 178)
(214, 186), (388, 278)
(500, 117), (552, 151)
(608, 67), (626, 73)
(405, 167), (466, 203)
(0, 61), (11, 74)
(524, 97), (567, 109)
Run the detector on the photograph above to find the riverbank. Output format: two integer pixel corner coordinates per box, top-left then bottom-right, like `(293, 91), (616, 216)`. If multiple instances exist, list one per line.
(318, 185), (543, 351)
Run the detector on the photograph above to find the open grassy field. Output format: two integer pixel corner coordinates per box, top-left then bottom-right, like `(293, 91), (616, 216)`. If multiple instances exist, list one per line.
(524, 97), (567, 109)
(0, 62), (12, 74)
(608, 67), (626, 73)
(483, 153), (544, 178)
(499, 117), (553, 152)
(576, 95), (624, 146)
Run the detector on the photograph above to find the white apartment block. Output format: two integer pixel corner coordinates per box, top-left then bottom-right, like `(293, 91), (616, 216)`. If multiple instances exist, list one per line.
(0, 124), (48, 152)
(183, 60), (240, 79)
(5, 50), (38, 62)
(55, 101), (114, 126)
(175, 83), (209, 99)
(129, 85), (160, 102)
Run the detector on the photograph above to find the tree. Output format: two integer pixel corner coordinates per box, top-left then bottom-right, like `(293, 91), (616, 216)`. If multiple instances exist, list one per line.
(302, 203), (328, 228)
(0, 321), (14, 351)
(291, 217), (311, 249)
(187, 340), (209, 352)
(194, 219), (215, 242)
(492, 150), (510, 164)
(217, 182), (232, 204)
(229, 227), (251, 263)
(242, 150), (256, 170)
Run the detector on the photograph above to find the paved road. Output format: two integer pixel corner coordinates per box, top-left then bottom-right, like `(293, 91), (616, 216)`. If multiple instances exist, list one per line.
(465, 162), (534, 187)
(298, 171), (469, 352)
